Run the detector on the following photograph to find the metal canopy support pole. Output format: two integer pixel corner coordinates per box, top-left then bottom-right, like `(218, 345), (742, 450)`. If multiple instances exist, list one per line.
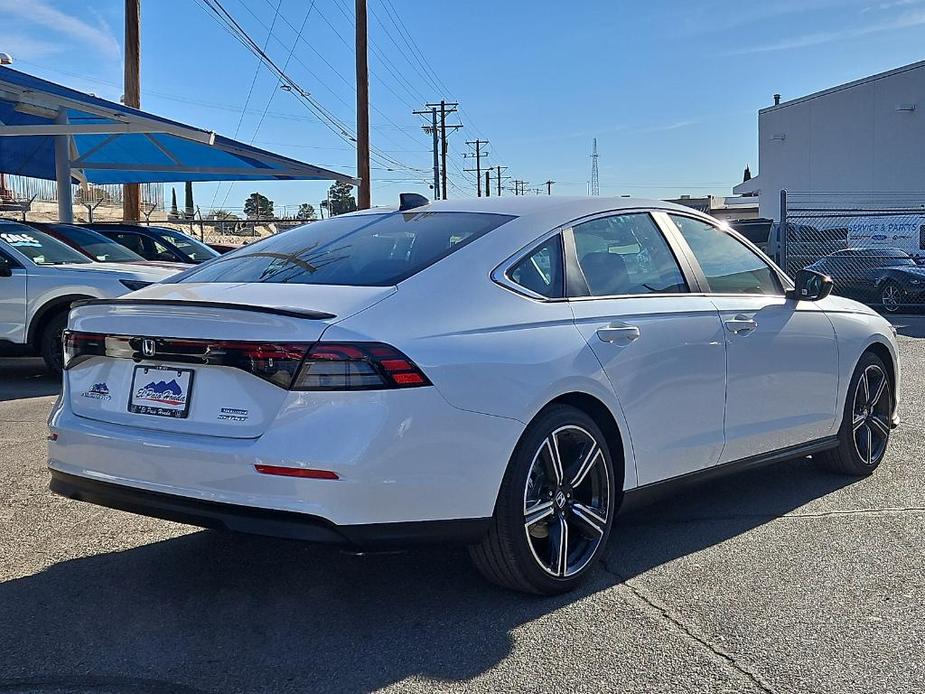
(54, 110), (73, 223)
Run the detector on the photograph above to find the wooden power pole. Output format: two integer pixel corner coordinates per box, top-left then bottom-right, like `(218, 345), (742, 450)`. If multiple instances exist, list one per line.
(355, 0), (371, 209)
(123, 0), (141, 222)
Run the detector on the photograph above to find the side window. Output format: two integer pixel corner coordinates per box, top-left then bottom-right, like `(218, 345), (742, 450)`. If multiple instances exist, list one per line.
(110, 233), (146, 257)
(508, 234), (563, 298)
(572, 213), (687, 297)
(671, 215), (782, 295)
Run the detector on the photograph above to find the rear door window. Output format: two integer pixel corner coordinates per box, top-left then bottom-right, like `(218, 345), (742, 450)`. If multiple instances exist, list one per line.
(571, 213), (688, 297)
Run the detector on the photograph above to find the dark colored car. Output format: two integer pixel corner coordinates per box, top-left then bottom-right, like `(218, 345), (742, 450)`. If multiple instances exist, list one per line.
(807, 247), (925, 313)
(207, 242), (243, 254)
(82, 223), (219, 264)
(22, 221), (180, 269)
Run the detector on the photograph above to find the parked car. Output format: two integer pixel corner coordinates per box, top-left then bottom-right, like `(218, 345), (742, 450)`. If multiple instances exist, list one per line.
(82, 223), (219, 264)
(0, 219), (180, 372)
(23, 222), (186, 270)
(207, 242), (243, 254)
(807, 247), (925, 313)
(49, 197), (899, 594)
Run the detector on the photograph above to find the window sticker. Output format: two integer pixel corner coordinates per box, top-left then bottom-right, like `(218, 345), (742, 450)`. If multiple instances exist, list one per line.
(0, 233), (41, 247)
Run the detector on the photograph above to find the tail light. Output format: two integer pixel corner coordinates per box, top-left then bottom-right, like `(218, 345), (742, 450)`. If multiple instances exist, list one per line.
(63, 332), (430, 392)
(292, 342), (431, 391)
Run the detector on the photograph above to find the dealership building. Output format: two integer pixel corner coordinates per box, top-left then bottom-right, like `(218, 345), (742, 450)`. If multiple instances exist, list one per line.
(734, 59), (925, 221)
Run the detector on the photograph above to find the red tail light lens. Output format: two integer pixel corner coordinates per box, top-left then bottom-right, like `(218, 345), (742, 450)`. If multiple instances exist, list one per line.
(292, 342), (431, 391)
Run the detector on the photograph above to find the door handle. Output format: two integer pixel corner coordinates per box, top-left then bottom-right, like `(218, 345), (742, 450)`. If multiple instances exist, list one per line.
(596, 322), (640, 343)
(724, 314), (758, 334)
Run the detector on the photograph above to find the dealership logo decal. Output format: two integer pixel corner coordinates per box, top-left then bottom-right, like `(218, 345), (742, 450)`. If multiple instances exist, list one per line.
(134, 379), (186, 407)
(81, 382), (111, 401)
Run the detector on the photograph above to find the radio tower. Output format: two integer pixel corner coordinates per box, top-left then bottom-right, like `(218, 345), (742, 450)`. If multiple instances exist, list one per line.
(590, 138), (600, 196)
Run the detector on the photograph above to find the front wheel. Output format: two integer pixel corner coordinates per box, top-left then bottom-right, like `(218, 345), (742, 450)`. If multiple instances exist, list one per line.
(816, 352), (892, 476)
(469, 405), (618, 594)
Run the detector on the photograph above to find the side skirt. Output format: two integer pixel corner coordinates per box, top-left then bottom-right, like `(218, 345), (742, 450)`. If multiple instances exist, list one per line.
(620, 436), (840, 514)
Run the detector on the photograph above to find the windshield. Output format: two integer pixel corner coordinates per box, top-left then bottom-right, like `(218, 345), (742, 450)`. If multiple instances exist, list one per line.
(152, 228), (219, 262)
(177, 211), (515, 286)
(48, 224), (146, 263)
(0, 225), (92, 265)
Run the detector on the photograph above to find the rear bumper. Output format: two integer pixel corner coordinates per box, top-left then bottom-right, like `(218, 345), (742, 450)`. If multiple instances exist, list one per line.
(50, 469), (490, 547)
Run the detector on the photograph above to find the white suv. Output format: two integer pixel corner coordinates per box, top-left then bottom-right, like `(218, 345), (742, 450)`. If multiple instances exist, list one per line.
(0, 219), (180, 372)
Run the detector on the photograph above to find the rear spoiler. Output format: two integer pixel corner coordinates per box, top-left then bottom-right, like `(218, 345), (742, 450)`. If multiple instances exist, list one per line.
(70, 298), (336, 321)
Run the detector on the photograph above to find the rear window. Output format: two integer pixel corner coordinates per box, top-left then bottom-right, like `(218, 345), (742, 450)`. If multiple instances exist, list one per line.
(177, 211), (514, 286)
(152, 227), (219, 262)
(50, 225), (146, 263)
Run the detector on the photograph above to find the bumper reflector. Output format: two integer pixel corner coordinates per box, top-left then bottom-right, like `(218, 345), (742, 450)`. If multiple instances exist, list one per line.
(254, 464), (339, 480)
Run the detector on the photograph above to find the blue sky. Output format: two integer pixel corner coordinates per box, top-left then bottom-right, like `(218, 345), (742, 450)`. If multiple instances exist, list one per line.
(1, 0), (925, 213)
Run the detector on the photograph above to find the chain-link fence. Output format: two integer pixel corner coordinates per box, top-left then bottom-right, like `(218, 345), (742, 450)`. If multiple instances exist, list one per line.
(777, 192), (925, 313)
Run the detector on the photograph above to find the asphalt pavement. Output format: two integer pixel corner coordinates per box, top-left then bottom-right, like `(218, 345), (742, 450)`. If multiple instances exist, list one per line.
(1, 318), (924, 693)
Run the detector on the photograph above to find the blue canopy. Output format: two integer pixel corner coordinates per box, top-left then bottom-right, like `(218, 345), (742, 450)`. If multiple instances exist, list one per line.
(0, 66), (356, 186)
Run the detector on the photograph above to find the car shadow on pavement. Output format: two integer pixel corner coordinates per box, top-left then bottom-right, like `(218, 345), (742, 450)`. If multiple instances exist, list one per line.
(0, 456), (854, 694)
(0, 358), (59, 402)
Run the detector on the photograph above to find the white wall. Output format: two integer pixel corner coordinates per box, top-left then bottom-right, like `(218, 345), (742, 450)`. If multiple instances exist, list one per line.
(742, 61), (925, 220)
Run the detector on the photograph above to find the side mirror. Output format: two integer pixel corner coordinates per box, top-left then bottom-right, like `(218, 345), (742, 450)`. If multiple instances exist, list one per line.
(786, 269), (834, 302)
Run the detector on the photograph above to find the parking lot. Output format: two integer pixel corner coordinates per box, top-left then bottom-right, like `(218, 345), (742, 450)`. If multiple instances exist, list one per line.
(0, 318), (922, 694)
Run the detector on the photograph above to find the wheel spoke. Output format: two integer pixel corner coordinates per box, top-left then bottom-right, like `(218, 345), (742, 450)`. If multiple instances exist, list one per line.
(859, 371), (870, 405)
(571, 502), (607, 536)
(852, 413), (866, 432)
(869, 415), (890, 438)
(868, 374), (886, 409)
(550, 514), (569, 577)
(864, 425), (873, 464)
(545, 434), (564, 486)
(570, 445), (601, 488)
(525, 500), (555, 528)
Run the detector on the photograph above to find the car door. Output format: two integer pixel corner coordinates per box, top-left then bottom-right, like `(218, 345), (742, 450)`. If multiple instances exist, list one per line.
(667, 214), (839, 463)
(0, 246), (28, 343)
(567, 211), (727, 485)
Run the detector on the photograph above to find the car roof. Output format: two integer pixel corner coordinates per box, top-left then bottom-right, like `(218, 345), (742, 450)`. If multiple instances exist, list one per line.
(352, 195), (707, 221)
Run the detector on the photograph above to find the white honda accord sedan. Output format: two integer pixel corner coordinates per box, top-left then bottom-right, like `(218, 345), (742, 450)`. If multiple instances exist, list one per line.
(48, 196), (900, 594)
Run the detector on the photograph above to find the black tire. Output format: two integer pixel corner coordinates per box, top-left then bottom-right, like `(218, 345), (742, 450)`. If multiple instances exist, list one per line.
(39, 310), (68, 376)
(469, 405), (618, 594)
(816, 352), (892, 476)
(880, 281), (903, 314)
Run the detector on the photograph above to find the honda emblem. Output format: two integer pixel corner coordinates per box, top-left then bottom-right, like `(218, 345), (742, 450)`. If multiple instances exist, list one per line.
(141, 338), (156, 358)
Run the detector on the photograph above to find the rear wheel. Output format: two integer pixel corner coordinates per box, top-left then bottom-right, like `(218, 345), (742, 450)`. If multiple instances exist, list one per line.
(39, 311), (68, 376)
(816, 352), (892, 476)
(469, 405), (617, 594)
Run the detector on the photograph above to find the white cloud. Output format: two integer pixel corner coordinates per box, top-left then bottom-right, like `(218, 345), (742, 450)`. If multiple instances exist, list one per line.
(0, 0), (120, 60)
(726, 8), (925, 54)
(0, 34), (65, 59)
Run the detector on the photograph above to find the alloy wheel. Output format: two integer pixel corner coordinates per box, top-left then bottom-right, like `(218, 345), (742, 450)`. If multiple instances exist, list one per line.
(852, 364), (891, 466)
(523, 425), (610, 578)
(881, 284), (901, 313)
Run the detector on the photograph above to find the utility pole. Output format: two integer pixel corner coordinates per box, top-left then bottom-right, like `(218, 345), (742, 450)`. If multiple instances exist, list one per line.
(123, 0), (141, 222)
(513, 179), (527, 196)
(413, 106), (441, 199)
(495, 165), (507, 196)
(484, 170), (490, 197)
(545, 180), (555, 195)
(355, 0), (370, 209)
(590, 137), (600, 196)
(421, 101), (460, 199)
(463, 139), (489, 197)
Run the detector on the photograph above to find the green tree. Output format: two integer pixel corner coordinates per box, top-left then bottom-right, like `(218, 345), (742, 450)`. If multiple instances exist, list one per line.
(296, 203), (316, 220)
(327, 181), (357, 216)
(244, 192), (274, 219)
